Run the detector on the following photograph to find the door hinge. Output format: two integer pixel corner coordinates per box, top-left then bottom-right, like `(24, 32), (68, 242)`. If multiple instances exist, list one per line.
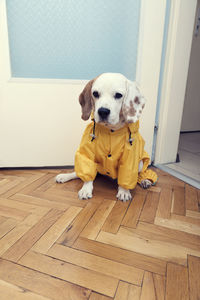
(195, 7), (200, 37)
(154, 124), (158, 131)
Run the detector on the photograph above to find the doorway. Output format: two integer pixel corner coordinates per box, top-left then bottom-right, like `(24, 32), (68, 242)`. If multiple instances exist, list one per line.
(159, 0), (200, 187)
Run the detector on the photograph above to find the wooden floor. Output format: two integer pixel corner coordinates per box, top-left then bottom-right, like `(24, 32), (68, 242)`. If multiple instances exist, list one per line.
(0, 168), (199, 300)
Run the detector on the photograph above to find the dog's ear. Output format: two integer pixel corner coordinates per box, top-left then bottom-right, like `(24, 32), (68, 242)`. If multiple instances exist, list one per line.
(122, 80), (146, 123)
(79, 79), (95, 121)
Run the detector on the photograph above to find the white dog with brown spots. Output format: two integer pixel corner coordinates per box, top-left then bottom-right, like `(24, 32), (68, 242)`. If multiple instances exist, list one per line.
(56, 73), (157, 201)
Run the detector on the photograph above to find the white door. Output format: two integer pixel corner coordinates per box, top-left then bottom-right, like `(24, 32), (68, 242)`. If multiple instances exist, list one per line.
(181, 0), (200, 132)
(0, 0), (167, 167)
(154, 0), (197, 165)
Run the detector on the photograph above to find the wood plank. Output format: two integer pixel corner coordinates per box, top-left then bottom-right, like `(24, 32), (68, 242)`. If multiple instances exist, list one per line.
(128, 285), (141, 300)
(0, 279), (50, 300)
(32, 206), (82, 253)
(0, 212), (49, 256)
(47, 243), (144, 286)
(80, 199), (115, 239)
(0, 170), (42, 176)
(32, 190), (87, 208)
(97, 227), (200, 265)
(57, 202), (100, 246)
(137, 221), (200, 250)
(0, 178), (9, 186)
(139, 191), (160, 223)
(153, 274), (165, 300)
(1, 173), (45, 198)
(0, 258), (90, 300)
(186, 210), (200, 219)
(185, 184), (199, 211)
(0, 218), (18, 239)
(19, 173), (55, 195)
(11, 193), (70, 211)
(0, 204), (28, 220)
(89, 292), (112, 300)
(0, 215), (6, 224)
(114, 281), (141, 300)
(156, 188), (172, 219)
(102, 199), (129, 233)
(140, 272), (156, 300)
(19, 250), (119, 297)
(166, 263), (189, 300)
(2, 209), (63, 261)
(155, 213), (200, 236)
(0, 179), (23, 195)
(35, 174), (57, 192)
(172, 186), (185, 215)
(188, 255), (200, 300)
(155, 169), (184, 187)
(0, 197), (44, 215)
(121, 191), (146, 228)
(198, 189), (200, 211)
(73, 237), (166, 275)
(114, 281), (129, 300)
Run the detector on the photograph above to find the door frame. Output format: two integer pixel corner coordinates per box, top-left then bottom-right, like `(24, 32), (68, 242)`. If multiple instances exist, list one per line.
(0, 0), (167, 167)
(154, 0), (198, 165)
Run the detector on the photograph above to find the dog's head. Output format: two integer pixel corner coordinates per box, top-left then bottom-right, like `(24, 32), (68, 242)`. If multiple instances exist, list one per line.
(79, 73), (146, 126)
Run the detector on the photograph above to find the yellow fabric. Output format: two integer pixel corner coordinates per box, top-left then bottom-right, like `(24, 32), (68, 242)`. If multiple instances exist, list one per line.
(75, 121), (157, 189)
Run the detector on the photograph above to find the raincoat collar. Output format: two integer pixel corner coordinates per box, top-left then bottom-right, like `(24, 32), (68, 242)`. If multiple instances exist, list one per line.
(91, 112), (139, 134)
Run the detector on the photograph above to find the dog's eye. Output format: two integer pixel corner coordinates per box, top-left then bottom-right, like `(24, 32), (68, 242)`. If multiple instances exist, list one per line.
(114, 93), (123, 99)
(93, 91), (100, 98)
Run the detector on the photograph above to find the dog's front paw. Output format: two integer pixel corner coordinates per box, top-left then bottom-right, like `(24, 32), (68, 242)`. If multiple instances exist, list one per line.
(117, 186), (132, 202)
(78, 181), (93, 200)
(55, 174), (69, 183)
(140, 179), (152, 189)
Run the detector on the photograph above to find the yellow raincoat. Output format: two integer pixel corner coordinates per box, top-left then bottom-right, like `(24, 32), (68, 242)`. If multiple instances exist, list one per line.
(75, 120), (157, 189)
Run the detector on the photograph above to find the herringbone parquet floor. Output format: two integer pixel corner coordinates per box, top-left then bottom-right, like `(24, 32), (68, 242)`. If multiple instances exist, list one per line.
(0, 167), (199, 300)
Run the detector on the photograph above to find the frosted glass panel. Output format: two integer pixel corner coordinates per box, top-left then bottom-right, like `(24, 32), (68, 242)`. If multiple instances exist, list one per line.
(6, 0), (140, 80)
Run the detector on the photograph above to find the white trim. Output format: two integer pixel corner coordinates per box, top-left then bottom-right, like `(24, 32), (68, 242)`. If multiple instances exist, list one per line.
(136, 0), (167, 159)
(0, 0), (11, 81)
(135, 0), (145, 85)
(155, 0), (197, 164)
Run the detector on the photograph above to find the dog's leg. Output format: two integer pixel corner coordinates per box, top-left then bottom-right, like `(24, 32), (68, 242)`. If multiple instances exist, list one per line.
(138, 160), (152, 189)
(140, 179), (152, 189)
(117, 186), (132, 202)
(78, 181), (93, 200)
(56, 172), (78, 183)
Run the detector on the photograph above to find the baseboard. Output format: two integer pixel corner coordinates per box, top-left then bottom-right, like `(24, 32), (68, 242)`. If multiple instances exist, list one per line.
(0, 166), (74, 170)
(180, 130), (200, 134)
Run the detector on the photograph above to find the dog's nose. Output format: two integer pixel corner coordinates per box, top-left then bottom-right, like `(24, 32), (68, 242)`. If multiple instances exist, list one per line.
(98, 107), (110, 120)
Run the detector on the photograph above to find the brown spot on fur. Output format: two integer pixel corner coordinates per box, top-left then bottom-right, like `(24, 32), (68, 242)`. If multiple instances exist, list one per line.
(139, 110), (142, 113)
(142, 104), (145, 109)
(129, 100), (137, 116)
(134, 96), (140, 105)
(119, 108), (126, 123)
(122, 100), (136, 122)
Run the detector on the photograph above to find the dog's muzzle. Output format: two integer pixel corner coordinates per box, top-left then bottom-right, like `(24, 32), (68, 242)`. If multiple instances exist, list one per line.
(98, 107), (110, 121)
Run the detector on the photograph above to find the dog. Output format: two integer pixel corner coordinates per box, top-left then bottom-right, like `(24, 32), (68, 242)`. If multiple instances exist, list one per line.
(56, 73), (157, 201)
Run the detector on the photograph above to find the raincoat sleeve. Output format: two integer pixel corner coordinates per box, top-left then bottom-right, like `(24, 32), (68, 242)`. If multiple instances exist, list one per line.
(118, 134), (157, 190)
(75, 124), (97, 182)
(137, 150), (158, 185)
